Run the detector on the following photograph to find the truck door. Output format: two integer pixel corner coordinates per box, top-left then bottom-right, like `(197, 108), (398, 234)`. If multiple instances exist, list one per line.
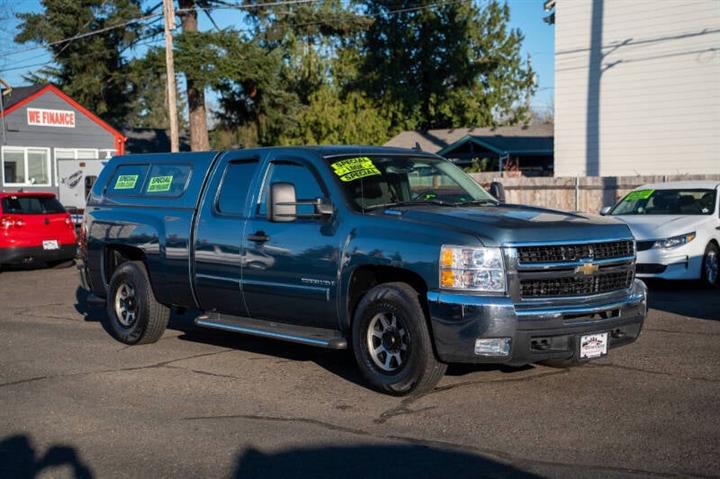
(193, 152), (262, 317)
(242, 155), (340, 329)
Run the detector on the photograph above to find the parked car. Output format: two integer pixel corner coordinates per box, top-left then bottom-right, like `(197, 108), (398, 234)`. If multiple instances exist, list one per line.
(0, 192), (77, 268)
(602, 181), (719, 287)
(79, 147), (647, 395)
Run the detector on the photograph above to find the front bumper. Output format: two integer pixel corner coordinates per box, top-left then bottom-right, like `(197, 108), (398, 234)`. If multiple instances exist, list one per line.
(0, 244), (76, 265)
(427, 279), (647, 365)
(635, 247), (702, 280)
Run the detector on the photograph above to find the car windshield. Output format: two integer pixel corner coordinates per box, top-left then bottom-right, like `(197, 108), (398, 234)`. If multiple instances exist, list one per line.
(611, 189), (716, 216)
(1, 195), (66, 214)
(327, 155), (496, 211)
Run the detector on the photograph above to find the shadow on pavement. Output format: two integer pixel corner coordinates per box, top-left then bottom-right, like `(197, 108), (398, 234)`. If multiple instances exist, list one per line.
(0, 434), (93, 479)
(645, 279), (720, 321)
(231, 444), (539, 479)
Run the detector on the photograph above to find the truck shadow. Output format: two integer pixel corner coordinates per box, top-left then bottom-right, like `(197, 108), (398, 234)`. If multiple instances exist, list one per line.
(231, 444), (540, 479)
(645, 279), (720, 321)
(0, 434), (93, 479)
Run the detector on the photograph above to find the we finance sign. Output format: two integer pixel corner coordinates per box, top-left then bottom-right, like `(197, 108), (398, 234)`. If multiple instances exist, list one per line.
(27, 108), (76, 128)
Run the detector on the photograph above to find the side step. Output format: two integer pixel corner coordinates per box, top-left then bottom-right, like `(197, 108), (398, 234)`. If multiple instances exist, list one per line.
(194, 313), (348, 349)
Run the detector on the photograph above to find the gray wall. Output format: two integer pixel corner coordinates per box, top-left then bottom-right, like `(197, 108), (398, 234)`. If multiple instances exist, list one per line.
(1, 88), (118, 195)
(555, 0), (720, 176)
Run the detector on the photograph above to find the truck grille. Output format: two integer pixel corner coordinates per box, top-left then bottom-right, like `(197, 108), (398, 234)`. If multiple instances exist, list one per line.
(520, 270), (634, 298)
(517, 240), (634, 264)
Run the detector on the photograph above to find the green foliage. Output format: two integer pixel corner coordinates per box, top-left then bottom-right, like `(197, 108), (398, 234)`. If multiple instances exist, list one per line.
(15, 0), (144, 126)
(464, 158), (493, 173)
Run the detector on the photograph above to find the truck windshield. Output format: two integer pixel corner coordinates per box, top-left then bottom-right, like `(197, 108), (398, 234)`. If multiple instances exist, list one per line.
(611, 189), (716, 215)
(327, 155), (496, 211)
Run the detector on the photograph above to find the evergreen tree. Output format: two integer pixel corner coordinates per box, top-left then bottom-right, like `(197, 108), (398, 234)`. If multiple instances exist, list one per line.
(14, 0), (145, 126)
(358, 0), (536, 132)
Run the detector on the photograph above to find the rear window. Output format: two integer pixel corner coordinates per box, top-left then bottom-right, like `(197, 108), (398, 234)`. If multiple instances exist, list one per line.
(107, 164), (148, 197)
(144, 164), (191, 196)
(1, 195), (66, 214)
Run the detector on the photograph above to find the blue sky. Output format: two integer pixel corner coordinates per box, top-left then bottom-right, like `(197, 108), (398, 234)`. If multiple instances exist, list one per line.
(0, 0), (554, 114)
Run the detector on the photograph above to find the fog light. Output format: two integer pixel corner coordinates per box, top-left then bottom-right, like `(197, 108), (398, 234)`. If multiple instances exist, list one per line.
(474, 338), (511, 356)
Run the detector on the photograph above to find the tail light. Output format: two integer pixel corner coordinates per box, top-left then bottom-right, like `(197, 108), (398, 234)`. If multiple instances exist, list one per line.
(65, 217), (72, 226)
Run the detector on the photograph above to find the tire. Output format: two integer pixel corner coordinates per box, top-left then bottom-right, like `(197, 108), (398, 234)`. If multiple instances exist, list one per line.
(105, 260), (169, 345)
(701, 242), (719, 288)
(352, 282), (446, 396)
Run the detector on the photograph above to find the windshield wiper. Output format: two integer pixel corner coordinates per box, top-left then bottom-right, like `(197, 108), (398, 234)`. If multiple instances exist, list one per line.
(365, 199), (453, 210)
(454, 199), (500, 207)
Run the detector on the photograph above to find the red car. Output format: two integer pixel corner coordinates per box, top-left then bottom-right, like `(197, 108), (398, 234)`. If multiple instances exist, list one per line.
(0, 192), (77, 267)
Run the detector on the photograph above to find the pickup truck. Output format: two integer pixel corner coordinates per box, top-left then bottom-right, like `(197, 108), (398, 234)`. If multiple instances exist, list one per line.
(79, 146), (647, 395)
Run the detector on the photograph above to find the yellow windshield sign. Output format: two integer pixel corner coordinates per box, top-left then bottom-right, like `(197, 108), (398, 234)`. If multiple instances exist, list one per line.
(331, 157), (381, 182)
(147, 176), (173, 193)
(114, 174), (138, 190)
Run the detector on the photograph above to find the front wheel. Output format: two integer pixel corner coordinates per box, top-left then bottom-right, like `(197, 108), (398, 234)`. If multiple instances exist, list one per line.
(701, 242), (719, 288)
(352, 283), (446, 396)
(105, 260), (170, 344)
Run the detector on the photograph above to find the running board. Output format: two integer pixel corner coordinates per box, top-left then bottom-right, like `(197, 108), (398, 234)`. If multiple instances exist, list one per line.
(194, 313), (348, 349)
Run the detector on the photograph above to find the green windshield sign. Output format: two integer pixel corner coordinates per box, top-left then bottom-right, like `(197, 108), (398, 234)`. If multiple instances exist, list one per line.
(624, 189), (654, 201)
(147, 176), (174, 192)
(114, 175), (138, 190)
(331, 157), (381, 182)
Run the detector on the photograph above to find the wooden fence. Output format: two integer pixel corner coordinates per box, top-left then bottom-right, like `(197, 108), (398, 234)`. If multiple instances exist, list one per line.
(469, 173), (720, 213)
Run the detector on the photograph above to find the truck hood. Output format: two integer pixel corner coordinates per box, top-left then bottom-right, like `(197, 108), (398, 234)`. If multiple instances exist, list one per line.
(610, 215), (710, 240)
(380, 204), (632, 246)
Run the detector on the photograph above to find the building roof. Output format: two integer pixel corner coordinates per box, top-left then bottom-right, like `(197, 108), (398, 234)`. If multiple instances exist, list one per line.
(0, 85), (46, 111)
(384, 124), (554, 154)
(122, 128), (191, 154)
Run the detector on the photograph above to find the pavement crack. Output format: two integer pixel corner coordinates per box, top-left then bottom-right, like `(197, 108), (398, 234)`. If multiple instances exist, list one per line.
(0, 375), (48, 388)
(586, 362), (720, 383)
(165, 364), (245, 382)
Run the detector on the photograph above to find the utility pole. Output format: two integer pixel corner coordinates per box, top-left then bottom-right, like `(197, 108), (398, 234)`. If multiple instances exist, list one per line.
(162, 0), (179, 152)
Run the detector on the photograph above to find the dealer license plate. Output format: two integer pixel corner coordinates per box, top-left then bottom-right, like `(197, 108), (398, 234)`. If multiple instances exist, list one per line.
(580, 332), (608, 359)
(42, 240), (59, 250)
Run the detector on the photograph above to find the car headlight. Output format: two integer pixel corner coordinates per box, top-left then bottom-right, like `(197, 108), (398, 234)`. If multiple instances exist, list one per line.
(653, 232), (696, 249)
(439, 245), (506, 292)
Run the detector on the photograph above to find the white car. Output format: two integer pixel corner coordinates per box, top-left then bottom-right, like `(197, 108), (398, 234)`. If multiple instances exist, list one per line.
(602, 181), (719, 287)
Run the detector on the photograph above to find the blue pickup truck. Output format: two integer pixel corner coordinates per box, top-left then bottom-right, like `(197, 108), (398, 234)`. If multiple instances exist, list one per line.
(79, 146), (647, 395)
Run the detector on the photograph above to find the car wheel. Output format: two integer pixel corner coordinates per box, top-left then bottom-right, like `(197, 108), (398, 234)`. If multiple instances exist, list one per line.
(352, 282), (446, 396)
(105, 260), (170, 344)
(701, 242), (719, 288)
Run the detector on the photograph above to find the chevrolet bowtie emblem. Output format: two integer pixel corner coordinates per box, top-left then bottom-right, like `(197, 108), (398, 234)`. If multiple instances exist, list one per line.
(576, 262), (599, 276)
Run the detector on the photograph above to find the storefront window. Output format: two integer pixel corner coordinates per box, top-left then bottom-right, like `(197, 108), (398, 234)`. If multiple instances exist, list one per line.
(2, 147), (51, 186)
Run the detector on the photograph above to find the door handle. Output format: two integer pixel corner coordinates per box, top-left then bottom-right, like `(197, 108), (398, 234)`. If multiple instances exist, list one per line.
(248, 232), (270, 243)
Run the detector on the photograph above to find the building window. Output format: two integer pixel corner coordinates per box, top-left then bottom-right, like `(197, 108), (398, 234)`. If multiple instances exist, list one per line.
(2, 147), (51, 187)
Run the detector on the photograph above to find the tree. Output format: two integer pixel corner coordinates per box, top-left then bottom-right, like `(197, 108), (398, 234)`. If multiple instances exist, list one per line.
(14, 0), (145, 126)
(357, 0), (536, 132)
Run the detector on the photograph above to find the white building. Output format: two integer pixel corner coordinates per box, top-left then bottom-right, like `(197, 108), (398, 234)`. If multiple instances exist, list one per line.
(554, 0), (720, 176)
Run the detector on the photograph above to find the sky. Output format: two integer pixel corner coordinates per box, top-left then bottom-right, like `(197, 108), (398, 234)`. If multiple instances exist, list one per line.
(0, 0), (554, 114)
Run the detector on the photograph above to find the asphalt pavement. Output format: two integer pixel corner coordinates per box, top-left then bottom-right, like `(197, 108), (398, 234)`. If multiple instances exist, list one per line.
(0, 266), (718, 478)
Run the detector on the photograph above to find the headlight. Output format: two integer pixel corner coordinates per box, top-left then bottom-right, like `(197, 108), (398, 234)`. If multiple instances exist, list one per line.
(439, 245), (506, 292)
(653, 232), (696, 249)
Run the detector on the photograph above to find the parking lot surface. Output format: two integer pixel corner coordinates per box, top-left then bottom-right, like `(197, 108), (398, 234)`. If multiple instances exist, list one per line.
(1, 266), (719, 478)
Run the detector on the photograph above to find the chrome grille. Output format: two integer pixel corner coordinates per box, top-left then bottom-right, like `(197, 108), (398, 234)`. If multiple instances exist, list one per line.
(517, 240), (634, 264)
(520, 270), (634, 298)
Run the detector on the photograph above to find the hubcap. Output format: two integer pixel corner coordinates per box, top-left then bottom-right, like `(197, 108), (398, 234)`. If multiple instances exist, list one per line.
(706, 251), (718, 284)
(366, 312), (410, 372)
(114, 283), (137, 327)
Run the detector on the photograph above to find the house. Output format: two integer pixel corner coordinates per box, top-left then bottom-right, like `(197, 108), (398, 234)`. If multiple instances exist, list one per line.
(553, 0), (720, 176)
(384, 124), (554, 176)
(0, 84), (126, 208)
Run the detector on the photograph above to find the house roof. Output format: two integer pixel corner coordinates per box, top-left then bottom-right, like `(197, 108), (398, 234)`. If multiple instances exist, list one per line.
(122, 128), (191, 154)
(0, 85), (46, 111)
(384, 124), (554, 154)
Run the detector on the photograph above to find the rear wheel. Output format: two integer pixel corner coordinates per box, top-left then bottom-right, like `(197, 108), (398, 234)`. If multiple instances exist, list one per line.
(105, 261), (169, 344)
(352, 282), (446, 396)
(701, 242), (719, 288)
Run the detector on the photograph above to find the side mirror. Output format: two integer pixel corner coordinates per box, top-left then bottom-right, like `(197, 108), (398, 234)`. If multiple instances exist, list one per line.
(268, 182), (334, 222)
(269, 182), (297, 222)
(489, 181), (506, 204)
(600, 206), (612, 216)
